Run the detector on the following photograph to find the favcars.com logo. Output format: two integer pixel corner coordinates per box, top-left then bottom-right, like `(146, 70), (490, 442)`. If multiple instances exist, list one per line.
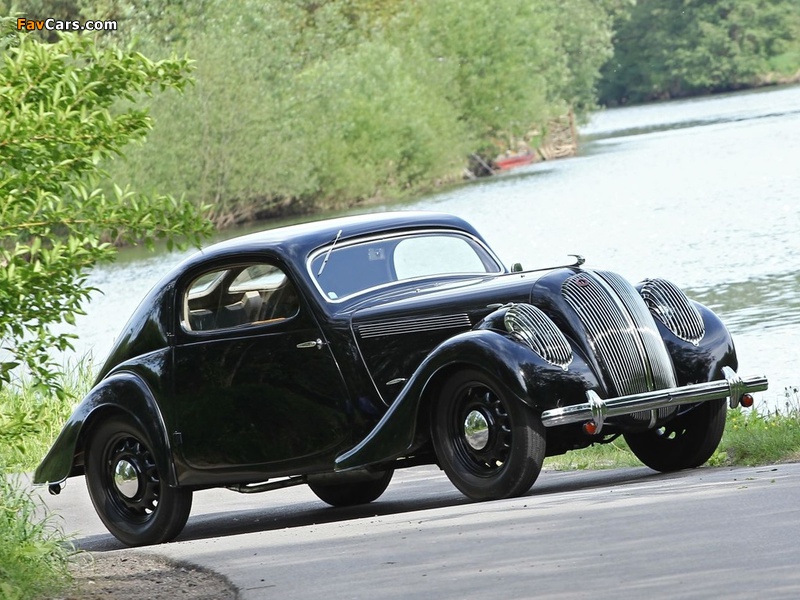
(16, 17), (118, 32)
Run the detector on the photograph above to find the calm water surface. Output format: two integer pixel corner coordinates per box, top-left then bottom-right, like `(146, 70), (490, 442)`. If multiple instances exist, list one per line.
(73, 85), (800, 410)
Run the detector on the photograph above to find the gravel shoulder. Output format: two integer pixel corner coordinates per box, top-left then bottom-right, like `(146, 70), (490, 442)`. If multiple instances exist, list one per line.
(61, 551), (237, 599)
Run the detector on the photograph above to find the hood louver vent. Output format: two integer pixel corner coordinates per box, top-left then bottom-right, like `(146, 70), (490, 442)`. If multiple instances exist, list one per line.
(356, 313), (471, 338)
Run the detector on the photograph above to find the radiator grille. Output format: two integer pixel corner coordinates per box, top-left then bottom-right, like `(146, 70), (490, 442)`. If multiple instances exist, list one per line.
(563, 271), (677, 422)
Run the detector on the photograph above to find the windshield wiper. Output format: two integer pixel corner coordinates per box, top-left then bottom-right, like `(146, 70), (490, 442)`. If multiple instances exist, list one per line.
(317, 229), (343, 276)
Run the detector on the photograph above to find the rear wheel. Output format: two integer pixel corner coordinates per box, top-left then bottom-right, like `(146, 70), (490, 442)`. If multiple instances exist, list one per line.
(432, 370), (545, 500)
(309, 470), (393, 507)
(85, 415), (192, 546)
(624, 398), (727, 472)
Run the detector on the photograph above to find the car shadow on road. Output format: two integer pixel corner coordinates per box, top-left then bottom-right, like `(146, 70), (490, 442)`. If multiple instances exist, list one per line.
(74, 465), (668, 551)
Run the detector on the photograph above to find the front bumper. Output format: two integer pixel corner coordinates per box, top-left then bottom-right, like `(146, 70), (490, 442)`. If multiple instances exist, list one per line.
(541, 367), (768, 433)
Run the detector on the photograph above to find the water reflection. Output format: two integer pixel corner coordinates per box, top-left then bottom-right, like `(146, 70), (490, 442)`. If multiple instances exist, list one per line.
(688, 272), (800, 332)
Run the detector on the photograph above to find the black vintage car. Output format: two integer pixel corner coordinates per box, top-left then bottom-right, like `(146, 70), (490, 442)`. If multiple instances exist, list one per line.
(35, 212), (767, 546)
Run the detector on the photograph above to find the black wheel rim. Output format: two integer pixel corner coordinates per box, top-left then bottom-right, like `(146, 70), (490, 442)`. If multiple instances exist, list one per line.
(654, 423), (687, 441)
(102, 434), (161, 524)
(449, 382), (512, 478)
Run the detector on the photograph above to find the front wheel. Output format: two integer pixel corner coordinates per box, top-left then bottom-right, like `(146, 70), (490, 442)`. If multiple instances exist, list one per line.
(85, 415), (192, 546)
(432, 370), (546, 501)
(624, 398), (727, 472)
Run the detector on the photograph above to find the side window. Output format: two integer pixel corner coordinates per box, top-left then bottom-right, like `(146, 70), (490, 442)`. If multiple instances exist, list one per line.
(182, 263), (300, 332)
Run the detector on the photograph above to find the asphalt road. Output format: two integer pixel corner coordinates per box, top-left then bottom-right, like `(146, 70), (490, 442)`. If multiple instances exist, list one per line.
(38, 462), (800, 599)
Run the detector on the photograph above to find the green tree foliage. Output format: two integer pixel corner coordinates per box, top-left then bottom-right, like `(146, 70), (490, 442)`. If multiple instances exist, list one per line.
(600, 0), (800, 104)
(107, 0), (616, 225)
(0, 24), (212, 392)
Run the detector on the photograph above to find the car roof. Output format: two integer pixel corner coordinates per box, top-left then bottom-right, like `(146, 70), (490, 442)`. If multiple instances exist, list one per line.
(165, 211), (488, 279)
(196, 211), (485, 260)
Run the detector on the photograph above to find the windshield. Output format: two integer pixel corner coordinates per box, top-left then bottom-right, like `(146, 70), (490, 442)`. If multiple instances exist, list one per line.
(308, 231), (502, 301)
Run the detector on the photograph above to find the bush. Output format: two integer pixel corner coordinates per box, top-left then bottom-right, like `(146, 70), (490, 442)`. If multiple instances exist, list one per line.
(0, 472), (73, 600)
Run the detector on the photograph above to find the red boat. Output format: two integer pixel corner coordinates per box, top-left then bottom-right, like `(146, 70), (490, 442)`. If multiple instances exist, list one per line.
(494, 151), (535, 170)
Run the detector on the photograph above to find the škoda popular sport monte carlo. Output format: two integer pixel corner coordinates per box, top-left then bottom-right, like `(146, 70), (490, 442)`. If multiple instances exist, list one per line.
(35, 212), (767, 546)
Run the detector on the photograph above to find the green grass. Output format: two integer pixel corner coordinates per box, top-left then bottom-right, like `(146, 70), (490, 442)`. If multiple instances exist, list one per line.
(0, 474), (74, 599)
(0, 364), (89, 600)
(719, 389), (800, 466)
(0, 359), (91, 473)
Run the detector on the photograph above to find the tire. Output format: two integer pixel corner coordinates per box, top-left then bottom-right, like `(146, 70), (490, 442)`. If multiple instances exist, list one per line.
(624, 398), (727, 472)
(432, 370), (546, 501)
(85, 415), (192, 547)
(309, 470), (393, 507)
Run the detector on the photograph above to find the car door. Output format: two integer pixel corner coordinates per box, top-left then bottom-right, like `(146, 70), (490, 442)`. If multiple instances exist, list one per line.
(171, 260), (351, 472)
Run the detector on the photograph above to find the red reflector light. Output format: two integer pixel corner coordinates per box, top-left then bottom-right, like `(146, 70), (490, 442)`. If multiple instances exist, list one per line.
(740, 393), (754, 408)
(583, 421), (599, 435)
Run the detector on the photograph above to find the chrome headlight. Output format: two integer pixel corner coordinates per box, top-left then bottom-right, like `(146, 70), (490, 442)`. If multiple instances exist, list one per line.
(639, 278), (705, 346)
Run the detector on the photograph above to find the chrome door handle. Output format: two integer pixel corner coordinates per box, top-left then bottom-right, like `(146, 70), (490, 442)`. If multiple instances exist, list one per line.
(297, 338), (325, 350)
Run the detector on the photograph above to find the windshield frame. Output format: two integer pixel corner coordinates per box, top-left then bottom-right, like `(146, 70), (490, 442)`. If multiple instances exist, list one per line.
(306, 228), (505, 303)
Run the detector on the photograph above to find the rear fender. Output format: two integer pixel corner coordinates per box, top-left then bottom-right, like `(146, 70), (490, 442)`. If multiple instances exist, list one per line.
(335, 329), (599, 471)
(33, 372), (175, 487)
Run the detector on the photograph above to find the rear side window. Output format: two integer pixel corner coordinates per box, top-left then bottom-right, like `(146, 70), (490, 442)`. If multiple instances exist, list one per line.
(182, 263), (299, 332)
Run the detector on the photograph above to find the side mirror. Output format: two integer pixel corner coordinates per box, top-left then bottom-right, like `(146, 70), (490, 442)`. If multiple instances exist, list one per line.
(511, 262), (523, 273)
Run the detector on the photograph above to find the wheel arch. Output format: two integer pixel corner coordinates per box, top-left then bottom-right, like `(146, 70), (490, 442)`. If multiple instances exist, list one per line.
(335, 329), (563, 471)
(34, 371), (176, 487)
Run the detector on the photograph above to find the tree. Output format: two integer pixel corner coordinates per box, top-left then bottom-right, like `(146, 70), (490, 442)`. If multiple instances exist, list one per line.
(600, 0), (799, 104)
(0, 22), (212, 394)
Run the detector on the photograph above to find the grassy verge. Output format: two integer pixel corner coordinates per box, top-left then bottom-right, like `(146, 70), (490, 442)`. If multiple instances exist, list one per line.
(0, 361), (90, 473)
(0, 364), (90, 600)
(0, 474), (74, 599)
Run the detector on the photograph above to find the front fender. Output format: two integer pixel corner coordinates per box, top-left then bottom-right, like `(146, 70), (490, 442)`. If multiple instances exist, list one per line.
(335, 329), (599, 471)
(33, 371), (175, 487)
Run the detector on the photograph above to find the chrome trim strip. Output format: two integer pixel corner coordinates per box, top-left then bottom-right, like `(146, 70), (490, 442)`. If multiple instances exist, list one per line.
(540, 370), (768, 432)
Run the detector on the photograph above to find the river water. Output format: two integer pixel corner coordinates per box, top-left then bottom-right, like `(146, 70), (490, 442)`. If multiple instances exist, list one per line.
(72, 84), (800, 411)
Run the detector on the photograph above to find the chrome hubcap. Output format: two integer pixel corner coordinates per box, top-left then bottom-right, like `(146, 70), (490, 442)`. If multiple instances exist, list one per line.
(114, 459), (140, 499)
(464, 410), (490, 451)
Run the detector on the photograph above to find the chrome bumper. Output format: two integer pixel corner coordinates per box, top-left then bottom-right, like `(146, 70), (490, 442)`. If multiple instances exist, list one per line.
(541, 367), (768, 433)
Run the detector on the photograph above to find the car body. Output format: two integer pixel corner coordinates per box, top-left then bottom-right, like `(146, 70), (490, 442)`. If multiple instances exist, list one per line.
(35, 211), (767, 546)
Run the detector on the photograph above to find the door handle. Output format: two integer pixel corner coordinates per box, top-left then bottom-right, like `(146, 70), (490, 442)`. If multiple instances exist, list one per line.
(296, 338), (325, 350)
